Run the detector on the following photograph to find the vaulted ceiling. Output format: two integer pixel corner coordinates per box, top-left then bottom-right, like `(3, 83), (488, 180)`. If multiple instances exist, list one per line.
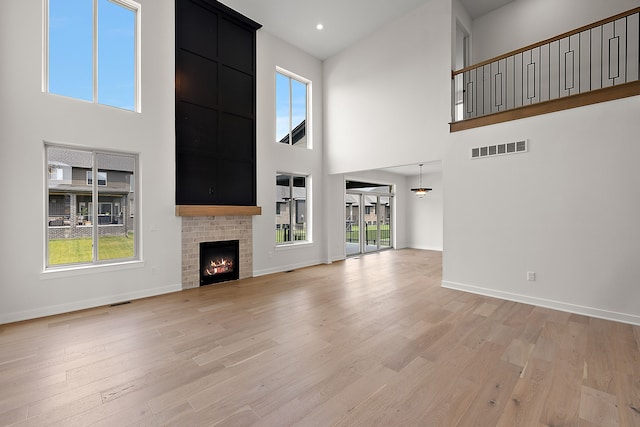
(219, 0), (514, 60)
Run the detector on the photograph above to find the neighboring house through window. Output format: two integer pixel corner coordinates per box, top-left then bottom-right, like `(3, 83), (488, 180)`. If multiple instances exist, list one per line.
(87, 171), (108, 186)
(275, 68), (310, 147)
(46, 0), (140, 111)
(46, 144), (138, 267)
(48, 165), (65, 181)
(275, 174), (309, 244)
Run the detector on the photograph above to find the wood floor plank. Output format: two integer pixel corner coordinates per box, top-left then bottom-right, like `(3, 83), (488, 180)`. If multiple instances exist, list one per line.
(584, 317), (618, 394)
(0, 249), (638, 426)
(615, 372), (640, 427)
(539, 320), (588, 426)
(330, 356), (438, 426)
(456, 359), (523, 427)
(496, 357), (553, 427)
(579, 385), (620, 427)
(0, 406), (27, 427)
(292, 363), (398, 426)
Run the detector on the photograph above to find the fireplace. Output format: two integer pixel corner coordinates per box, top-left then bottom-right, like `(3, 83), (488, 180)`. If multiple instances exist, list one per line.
(199, 240), (240, 286)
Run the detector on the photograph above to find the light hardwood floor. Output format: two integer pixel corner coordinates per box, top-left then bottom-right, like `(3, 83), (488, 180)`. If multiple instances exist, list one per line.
(1, 249), (639, 426)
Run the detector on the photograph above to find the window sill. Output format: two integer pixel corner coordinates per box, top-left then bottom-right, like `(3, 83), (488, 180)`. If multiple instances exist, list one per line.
(41, 260), (144, 280)
(275, 241), (314, 251)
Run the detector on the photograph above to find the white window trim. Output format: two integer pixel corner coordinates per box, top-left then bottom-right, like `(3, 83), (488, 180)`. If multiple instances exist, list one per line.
(43, 0), (142, 112)
(275, 66), (312, 149)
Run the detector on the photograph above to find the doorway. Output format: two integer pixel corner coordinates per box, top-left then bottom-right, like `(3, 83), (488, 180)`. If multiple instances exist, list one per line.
(345, 181), (393, 256)
(454, 21), (470, 121)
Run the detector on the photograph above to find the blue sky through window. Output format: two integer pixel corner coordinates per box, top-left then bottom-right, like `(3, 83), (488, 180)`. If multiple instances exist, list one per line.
(48, 0), (136, 111)
(291, 78), (306, 132)
(98, 0), (135, 110)
(48, 0), (93, 101)
(275, 72), (290, 142)
(275, 72), (308, 144)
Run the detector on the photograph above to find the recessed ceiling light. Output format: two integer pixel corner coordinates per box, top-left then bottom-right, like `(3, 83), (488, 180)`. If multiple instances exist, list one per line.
(316, 23), (324, 30)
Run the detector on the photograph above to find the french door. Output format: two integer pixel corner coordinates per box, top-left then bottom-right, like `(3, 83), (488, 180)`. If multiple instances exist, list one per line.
(345, 191), (393, 256)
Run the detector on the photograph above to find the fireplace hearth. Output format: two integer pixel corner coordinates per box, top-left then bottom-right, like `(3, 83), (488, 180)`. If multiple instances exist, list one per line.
(199, 240), (239, 286)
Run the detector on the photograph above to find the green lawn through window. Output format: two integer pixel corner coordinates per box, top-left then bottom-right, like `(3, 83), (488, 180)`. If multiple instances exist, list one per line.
(48, 234), (134, 265)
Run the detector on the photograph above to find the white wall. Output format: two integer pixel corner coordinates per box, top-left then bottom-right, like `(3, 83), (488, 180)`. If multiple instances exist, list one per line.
(323, 0), (452, 175)
(471, 0), (639, 63)
(321, 0), (450, 263)
(445, 0), (640, 325)
(253, 32), (326, 276)
(407, 171), (443, 251)
(0, 0), (181, 323)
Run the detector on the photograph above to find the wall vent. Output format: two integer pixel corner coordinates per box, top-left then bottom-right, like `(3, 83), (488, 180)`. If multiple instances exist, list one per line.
(471, 140), (527, 159)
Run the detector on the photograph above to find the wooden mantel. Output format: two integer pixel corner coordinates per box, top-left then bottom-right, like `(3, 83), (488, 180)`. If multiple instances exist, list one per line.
(175, 205), (262, 217)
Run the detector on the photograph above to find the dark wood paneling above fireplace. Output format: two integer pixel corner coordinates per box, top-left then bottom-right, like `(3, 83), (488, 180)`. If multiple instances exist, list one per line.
(175, 0), (261, 207)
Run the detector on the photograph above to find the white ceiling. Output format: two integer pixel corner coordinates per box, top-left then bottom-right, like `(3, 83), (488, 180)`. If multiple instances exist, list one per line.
(459, 0), (514, 21)
(219, 0), (514, 60)
(381, 160), (442, 177)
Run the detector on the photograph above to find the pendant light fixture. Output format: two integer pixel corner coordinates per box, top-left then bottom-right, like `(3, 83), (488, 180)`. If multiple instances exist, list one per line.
(411, 163), (432, 198)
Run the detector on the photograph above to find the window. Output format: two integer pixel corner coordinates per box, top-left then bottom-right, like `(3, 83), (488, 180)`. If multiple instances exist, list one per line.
(48, 165), (64, 181)
(275, 69), (309, 147)
(86, 170), (107, 186)
(46, 144), (138, 267)
(276, 174), (309, 244)
(46, 0), (140, 111)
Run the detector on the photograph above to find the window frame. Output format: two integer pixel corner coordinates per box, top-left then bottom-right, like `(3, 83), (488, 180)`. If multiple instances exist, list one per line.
(275, 172), (311, 246)
(275, 67), (311, 148)
(43, 0), (142, 112)
(45, 143), (139, 270)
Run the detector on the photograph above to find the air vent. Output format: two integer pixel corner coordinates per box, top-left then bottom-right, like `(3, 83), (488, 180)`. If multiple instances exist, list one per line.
(471, 140), (528, 159)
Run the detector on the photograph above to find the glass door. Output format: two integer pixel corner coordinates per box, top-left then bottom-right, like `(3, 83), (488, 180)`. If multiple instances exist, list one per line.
(379, 196), (392, 250)
(345, 194), (360, 256)
(345, 182), (394, 256)
(364, 195), (378, 253)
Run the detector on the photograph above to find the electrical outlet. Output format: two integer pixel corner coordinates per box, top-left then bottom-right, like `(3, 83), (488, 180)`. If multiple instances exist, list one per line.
(527, 271), (536, 281)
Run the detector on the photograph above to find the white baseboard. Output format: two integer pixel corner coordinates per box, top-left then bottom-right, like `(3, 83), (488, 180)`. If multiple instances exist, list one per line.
(409, 245), (443, 251)
(327, 254), (346, 264)
(442, 280), (640, 326)
(253, 259), (323, 277)
(0, 284), (182, 325)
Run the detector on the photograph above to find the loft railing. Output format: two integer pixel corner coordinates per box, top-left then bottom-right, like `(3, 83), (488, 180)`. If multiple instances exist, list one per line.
(451, 7), (640, 132)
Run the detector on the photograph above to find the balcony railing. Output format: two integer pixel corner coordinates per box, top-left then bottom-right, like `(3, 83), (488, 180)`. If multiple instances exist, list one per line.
(451, 7), (640, 132)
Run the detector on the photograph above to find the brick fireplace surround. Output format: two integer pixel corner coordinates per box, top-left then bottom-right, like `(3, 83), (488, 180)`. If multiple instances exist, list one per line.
(181, 216), (253, 289)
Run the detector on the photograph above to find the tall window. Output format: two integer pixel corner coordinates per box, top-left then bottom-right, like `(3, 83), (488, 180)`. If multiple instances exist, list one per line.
(46, 144), (138, 267)
(275, 174), (309, 244)
(275, 69), (309, 147)
(46, 0), (140, 111)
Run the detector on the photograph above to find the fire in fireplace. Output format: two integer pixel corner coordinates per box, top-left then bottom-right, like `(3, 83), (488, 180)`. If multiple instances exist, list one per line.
(199, 240), (239, 285)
